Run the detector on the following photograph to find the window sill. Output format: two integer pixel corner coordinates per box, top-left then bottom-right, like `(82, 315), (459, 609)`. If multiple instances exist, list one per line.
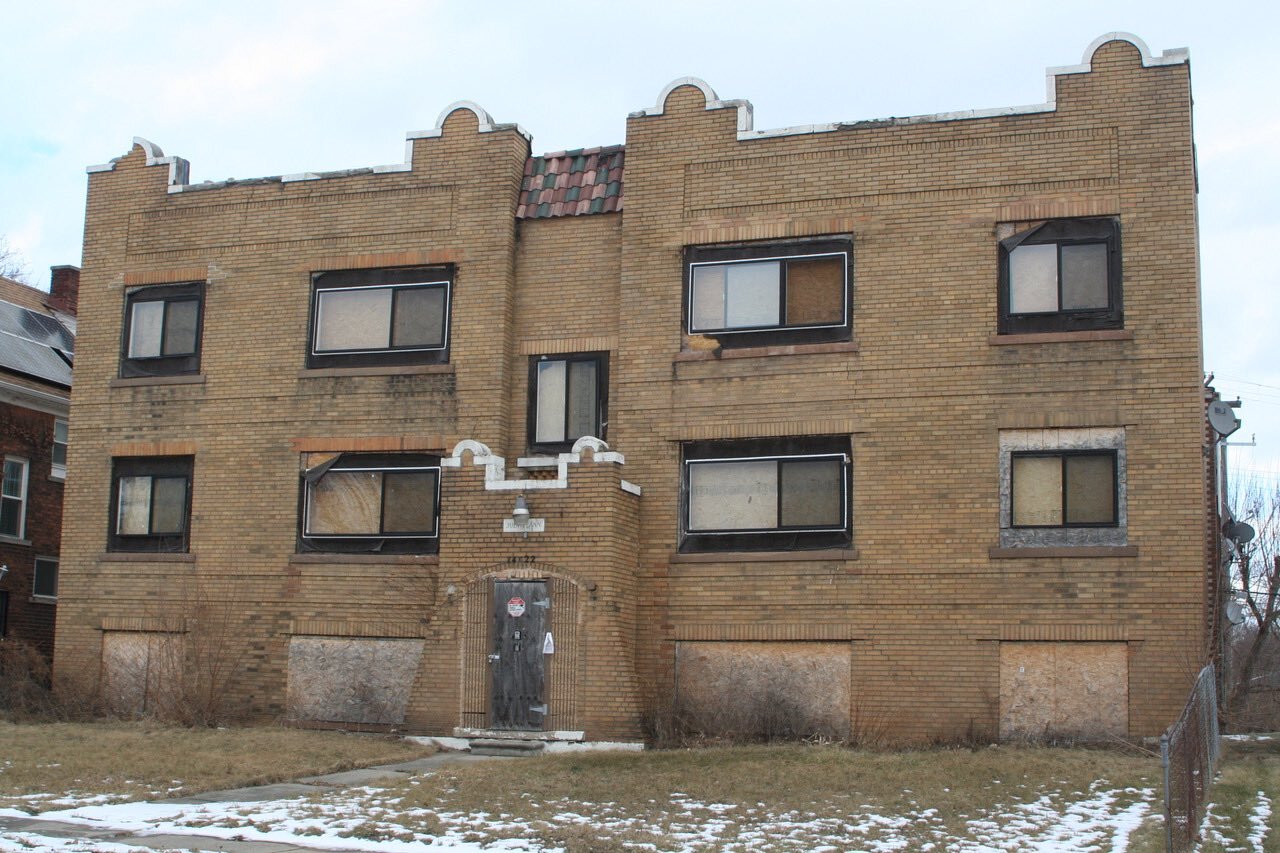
(988, 330), (1134, 346)
(671, 548), (858, 564)
(110, 374), (206, 388)
(988, 545), (1139, 559)
(289, 553), (440, 565)
(674, 340), (859, 362)
(297, 364), (455, 379)
(0, 535), (31, 547)
(29, 595), (56, 605)
(98, 552), (195, 563)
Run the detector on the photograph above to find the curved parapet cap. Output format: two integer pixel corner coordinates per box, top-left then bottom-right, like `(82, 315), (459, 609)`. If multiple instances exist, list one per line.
(630, 76), (754, 134)
(1078, 31), (1188, 69)
(406, 100), (531, 142)
(636, 35), (1186, 144)
(86, 136), (191, 191)
(446, 438), (496, 462)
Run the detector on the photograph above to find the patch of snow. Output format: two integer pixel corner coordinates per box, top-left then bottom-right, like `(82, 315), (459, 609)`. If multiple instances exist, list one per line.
(1249, 789), (1272, 852)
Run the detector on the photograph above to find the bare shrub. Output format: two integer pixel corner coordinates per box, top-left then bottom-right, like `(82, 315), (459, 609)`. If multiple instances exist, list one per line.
(0, 639), (53, 719)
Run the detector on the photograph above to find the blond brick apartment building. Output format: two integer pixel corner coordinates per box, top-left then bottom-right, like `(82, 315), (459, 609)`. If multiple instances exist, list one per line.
(55, 33), (1206, 743)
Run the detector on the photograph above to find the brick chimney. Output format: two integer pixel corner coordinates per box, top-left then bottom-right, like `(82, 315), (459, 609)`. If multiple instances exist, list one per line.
(48, 265), (79, 316)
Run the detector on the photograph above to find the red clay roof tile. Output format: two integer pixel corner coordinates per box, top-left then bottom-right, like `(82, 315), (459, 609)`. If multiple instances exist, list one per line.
(518, 145), (624, 219)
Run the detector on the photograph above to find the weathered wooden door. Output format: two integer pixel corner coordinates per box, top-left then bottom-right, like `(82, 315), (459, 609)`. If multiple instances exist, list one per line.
(490, 580), (548, 730)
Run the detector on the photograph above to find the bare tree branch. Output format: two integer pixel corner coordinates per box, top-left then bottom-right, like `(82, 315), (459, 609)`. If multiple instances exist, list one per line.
(0, 237), (31, 284)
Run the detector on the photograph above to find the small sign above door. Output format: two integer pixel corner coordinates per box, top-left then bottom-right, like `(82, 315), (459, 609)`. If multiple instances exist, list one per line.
(507, 597), (526, 617)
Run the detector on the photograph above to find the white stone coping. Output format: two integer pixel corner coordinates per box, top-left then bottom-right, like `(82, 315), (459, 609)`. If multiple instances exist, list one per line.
(441, 436), (625, 491)
(632, 33), (1188, 141)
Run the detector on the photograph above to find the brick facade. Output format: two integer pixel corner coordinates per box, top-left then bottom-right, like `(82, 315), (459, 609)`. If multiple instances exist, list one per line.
(56, 34), (1206, 742)
(0, 273), (76, 660)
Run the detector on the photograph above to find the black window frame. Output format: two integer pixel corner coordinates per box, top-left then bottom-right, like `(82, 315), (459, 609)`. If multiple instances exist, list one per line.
(298, 452), (441, 555)
(32, 557), (58, 599)
(997, 217), (1122, 334)
(526, 352), (609, 453)
(684, 238), (853, 349)
(1009, 449), (1119, 529)
(680, 436), (852, 553)
(120, 282), (205, 378)
(108, 456), (193, 553)
(307, 266), (453, 369)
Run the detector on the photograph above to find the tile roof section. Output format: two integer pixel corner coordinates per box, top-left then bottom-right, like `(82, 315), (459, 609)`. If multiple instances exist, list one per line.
(518, 145), (624, 219)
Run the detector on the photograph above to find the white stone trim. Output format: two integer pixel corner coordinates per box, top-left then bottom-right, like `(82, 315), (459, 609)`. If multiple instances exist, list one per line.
(635, 34), (1187, 143)
(620, 479), (642, 496)
(86, 136), (191, 193)
(442, 437), (624, 492)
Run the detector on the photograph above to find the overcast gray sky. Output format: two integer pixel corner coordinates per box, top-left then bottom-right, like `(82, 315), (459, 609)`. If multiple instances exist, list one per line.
(2, 0), (1276, 479)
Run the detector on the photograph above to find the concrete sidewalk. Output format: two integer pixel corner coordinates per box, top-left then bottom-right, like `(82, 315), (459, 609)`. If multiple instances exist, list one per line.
(0, 750), (504, 852)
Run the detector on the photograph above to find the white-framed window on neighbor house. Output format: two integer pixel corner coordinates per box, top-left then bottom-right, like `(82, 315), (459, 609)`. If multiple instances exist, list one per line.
(308, 266), (452, 369)
(0, 457), (29, 540)
(685, 237), (852, 348)
(999, 428), (1127, 548)
(681, 436), (852, 553)
(32, 557), (58, 600)
(299, 453), (441, 555)
(52, 418), (68, 480)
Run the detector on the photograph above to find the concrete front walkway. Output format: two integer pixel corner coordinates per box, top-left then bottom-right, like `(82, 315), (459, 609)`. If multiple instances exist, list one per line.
(0, 751), (504, 852)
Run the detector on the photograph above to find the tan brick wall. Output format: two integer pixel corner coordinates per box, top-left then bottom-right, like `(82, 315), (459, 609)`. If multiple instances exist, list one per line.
(57, 37), (1204, 742)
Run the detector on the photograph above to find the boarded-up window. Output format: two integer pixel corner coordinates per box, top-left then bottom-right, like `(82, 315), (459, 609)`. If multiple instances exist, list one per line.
(303, 454), (439, 540)
(314, 284), (447, 353)
(1011, 451), (1116, 528)
(999, 642), (1128, 741)
(677, 641), (851, 741)
(102, 631), (184, 717)
(688, 252), (846, 333)
(287, 637), (425, 725)
(998, 217), (1121, 334)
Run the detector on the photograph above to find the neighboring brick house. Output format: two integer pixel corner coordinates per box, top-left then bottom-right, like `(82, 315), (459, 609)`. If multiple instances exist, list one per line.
(0, 267), (77, 660)
(55, 33), (1207, 742)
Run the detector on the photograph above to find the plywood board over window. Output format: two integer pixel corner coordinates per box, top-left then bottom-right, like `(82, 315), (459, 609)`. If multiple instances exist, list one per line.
(999, 642), (1128, 741)
(677, 641), (851, 741)
(286, 637), (425, 725)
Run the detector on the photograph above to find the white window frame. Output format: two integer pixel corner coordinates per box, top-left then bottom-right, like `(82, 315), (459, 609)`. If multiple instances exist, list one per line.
(311, 280), (451, 357)
(52, 418), (68, 480)
(32, 557), (58, 601)
(684, 452), (850, 536)
(0, 456), (29, 540)
(687, 250), (850, 336)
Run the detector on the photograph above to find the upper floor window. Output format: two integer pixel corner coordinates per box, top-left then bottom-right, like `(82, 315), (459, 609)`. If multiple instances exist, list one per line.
(308, 266), (452, 369)
(121, 282), (204, 378)
(998, 218), (1121, 334)
(299, 453), (440, 554)
(685, 238), (852, 348)
(52, 419), (68, 480)
(109, 456), (192, 552)
(0, 457), (29, 539)
(681, 436), (851, 553)
(528, 353), (608, 452)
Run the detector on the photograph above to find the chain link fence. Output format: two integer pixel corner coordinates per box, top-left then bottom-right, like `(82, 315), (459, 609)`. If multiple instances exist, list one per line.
(1160, 663), (1220, 852)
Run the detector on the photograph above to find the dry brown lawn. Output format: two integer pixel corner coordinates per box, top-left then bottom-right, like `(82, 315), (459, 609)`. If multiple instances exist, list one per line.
(0, 720), (432, 812)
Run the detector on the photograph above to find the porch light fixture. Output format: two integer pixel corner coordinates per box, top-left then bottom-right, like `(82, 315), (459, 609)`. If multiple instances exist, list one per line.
(512, 495), (530, 521)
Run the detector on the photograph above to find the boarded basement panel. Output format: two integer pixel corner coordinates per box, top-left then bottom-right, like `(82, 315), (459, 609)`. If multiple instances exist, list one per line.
(999, 641), (1128, 740)
(678, 641), (851, 740)
(102, 631), (184, 717)
(287, 637), (425, 725)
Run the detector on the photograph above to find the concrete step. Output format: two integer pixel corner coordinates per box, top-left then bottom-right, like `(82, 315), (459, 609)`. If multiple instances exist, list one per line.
(468, 738), (546, 757)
